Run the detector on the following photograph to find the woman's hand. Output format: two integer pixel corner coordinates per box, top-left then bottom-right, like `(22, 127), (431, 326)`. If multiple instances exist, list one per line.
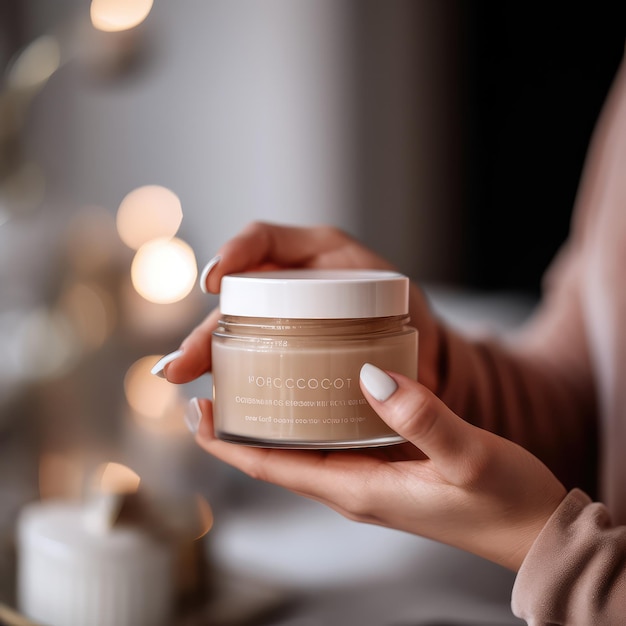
(187, 363), (567, 572)
(155, 221), (442, 391)
(153, 221), (567, 570)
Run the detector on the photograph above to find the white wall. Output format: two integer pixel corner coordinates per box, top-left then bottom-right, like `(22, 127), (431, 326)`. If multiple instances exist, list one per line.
(23, 0), (463, 280)
(27, 0), (358, 263)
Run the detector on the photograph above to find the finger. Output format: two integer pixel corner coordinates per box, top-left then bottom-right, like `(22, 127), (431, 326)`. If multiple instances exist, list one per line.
(359, 363), (482, 484)
(200, 221), (391, 293)
(193, 397), (385, 505)
(157, 306), (222, 383)
(201, 222), (338, 292)
(194, 399), (331, 488)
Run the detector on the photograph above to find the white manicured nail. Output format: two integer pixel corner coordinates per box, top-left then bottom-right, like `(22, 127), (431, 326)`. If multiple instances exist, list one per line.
(150, 349), (184, 378)
(185, 397), (202, 434)
(199, 255), (221, 294)
(360, 363), (398, 402)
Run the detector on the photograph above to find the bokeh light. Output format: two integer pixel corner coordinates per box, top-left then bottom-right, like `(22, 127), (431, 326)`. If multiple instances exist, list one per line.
(92, 461), (141, 494)
(120, 277), (204, 338)
(65, 206), (123, 275)
(0, 161), (46, 215)
(194, 494), (214, 540)
(124, 355), (179, 419)
(57, 281), (116, 351)
(12, 308), (80, 380)
(131, 237), (197, 304)
(39, 453), (85, 500)
(6, 35), (61, 91)
(116, 185), (183, 250)
(90, 0), (154, 33)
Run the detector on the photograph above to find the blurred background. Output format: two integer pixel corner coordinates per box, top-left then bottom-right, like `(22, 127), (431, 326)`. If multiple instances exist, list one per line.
(0, 1), (625, 624)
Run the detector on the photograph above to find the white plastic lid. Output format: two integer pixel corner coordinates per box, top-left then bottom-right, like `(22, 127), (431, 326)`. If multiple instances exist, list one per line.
(219, 269), (409, 319)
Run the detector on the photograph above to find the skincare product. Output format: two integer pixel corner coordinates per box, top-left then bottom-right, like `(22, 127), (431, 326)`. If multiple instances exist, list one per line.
(211, 269), (418, 448)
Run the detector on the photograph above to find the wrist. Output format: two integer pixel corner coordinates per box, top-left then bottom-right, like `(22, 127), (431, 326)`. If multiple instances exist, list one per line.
(502, 487), (567, 571)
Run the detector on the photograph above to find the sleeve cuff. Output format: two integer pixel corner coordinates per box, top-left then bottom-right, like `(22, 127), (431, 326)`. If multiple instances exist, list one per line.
(511, 488), (626, 624)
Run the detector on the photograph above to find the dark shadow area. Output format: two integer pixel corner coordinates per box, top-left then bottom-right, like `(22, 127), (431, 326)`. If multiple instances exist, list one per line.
(462, 2), (625, 294)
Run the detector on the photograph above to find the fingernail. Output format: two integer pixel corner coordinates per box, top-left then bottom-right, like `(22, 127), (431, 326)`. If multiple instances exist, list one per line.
(199, 255), (221, 294)
(360, 363), (398, 402)
(150, 349), (184, 378)
(185, 397), (202, 434)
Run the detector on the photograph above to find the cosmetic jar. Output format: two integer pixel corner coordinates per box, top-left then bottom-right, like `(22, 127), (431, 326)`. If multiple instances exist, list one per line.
(211, 269), (418, 448)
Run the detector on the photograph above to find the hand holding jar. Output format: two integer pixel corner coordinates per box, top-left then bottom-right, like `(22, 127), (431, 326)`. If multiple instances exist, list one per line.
(151, 220), (566, 573)
(157, 221), (442, 393)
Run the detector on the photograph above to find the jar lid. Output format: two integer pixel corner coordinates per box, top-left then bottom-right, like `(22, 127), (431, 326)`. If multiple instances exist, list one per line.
(219, 269), (409, 318)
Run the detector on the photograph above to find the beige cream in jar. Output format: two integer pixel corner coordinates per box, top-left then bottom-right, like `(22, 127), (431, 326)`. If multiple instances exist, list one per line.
(211, 269), (418, 448)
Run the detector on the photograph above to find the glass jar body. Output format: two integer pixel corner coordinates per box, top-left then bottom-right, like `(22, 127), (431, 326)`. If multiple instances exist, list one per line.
(211, 315), (418, 448)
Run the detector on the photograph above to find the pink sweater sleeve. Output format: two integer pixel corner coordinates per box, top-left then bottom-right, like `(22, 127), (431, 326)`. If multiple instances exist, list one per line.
(512, 489), (626, 625)
(437, 316), (596, 492)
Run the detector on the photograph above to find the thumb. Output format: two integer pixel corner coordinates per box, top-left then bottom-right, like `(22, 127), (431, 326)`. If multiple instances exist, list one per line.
(359, 363), (479, 481)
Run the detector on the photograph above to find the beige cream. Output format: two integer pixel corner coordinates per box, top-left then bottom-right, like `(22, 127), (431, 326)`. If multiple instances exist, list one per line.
(210, 270), (418, 448)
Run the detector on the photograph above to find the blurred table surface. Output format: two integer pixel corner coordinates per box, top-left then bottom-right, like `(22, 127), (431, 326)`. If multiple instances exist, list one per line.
(0, 286), (534, 625)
